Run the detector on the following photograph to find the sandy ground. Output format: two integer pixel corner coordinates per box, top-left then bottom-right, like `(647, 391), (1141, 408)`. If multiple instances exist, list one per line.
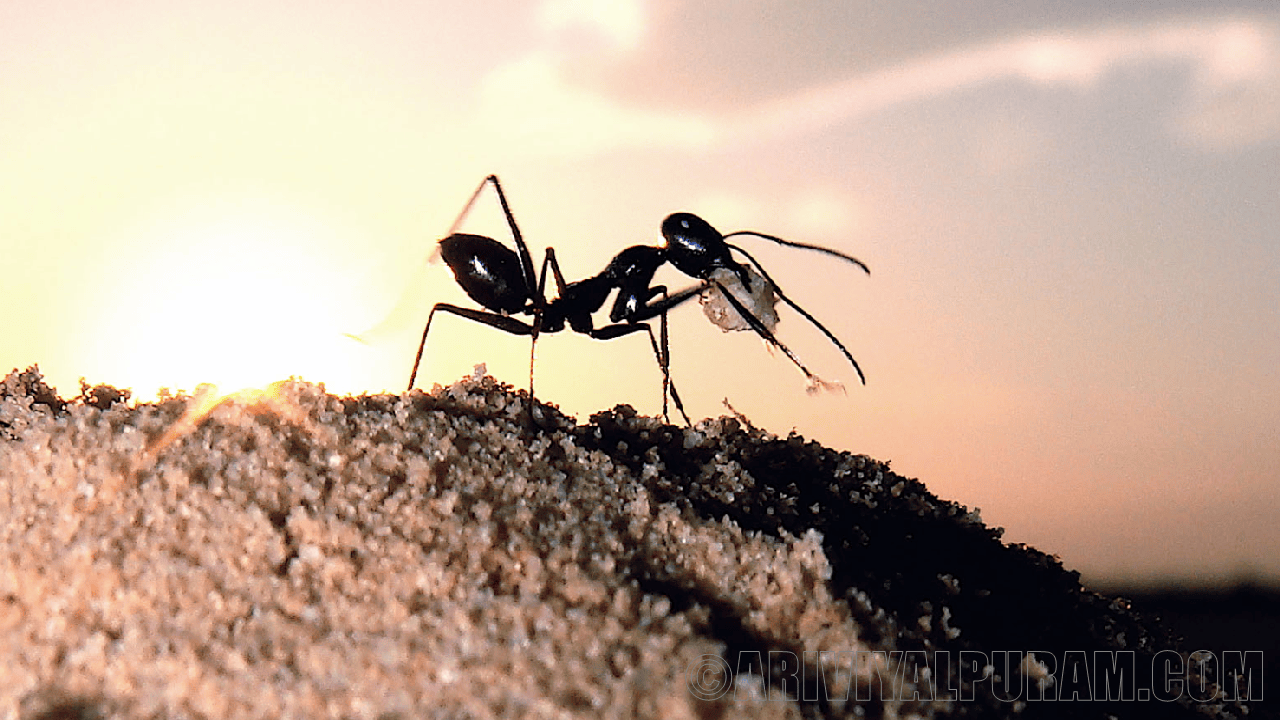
(0, 366), (1259, 719)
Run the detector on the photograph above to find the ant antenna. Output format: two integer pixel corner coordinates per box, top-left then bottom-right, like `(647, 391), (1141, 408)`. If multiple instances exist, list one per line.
(723, 230), (870, 276)
(725, 242), (866, 385)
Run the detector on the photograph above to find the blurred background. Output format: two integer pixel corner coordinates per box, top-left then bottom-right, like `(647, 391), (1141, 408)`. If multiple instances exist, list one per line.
(2, 1), (1277, 602)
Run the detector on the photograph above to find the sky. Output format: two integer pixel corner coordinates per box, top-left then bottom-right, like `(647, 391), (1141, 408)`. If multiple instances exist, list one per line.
(2, 0), (1277, 589)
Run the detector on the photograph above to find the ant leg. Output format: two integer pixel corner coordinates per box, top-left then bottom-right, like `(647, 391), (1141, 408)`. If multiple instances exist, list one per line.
(448, 175), (539, 299)
(524, 247), (576, 421)
(408, 303), (535, 390)
(451, 176), (549, 415)
(612, 282), (710, 421)
(648, 323), (691, 425)
(487, 175), (538, 294)
(660, 293), (671, 421)
(457, 178), (556, 414)
(627, 281), (710, 317)
(726, 244), (865, 384)
(655, 317), (692, 425)
(588, 322), (691, 425)
(630, 283), (678, 420)
(644, 285), (677, 423)
(447, 177), (496, 235)
(539, 247), (570, 297)
(528, 314), (541, 418)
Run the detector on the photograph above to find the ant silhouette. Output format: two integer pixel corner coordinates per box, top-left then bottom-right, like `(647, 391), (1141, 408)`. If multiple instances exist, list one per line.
(407, 175), (868, 424)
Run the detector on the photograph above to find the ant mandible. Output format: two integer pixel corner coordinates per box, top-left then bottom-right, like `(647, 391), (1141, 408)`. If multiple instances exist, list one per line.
(407, 175), (869, 424)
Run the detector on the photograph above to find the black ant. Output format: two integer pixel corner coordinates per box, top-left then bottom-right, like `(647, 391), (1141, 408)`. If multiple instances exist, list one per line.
(407, 175), (868, 423)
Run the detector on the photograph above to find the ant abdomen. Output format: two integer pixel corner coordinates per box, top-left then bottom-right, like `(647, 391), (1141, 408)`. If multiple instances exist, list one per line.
(438, 233), (530, 314)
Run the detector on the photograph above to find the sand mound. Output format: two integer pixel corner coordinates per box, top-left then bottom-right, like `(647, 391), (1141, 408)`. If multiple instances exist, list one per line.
(0, 367), (1256, 719)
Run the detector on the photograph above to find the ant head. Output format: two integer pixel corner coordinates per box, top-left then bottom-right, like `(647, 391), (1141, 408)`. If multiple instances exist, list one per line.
(661, 212), (719, 243)
(661, 213), (750, 286)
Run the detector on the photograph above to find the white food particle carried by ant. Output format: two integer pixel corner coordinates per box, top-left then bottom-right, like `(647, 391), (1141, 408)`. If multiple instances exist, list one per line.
(699, 266), (779, 333)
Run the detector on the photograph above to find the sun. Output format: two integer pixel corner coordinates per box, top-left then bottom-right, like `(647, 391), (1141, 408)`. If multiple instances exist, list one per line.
(86, 197), (376, 399)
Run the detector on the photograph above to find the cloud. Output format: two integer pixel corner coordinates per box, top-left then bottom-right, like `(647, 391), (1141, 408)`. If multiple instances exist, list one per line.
(733, 15), (1280, 149)
(1173, 18), (1280, 149)
(477, 51), (719, 156)
(477, 13), (1280, 157)
(536, 0), (646, 52)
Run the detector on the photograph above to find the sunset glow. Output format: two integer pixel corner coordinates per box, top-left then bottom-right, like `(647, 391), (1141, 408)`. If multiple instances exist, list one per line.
(78, 197), (376, 397)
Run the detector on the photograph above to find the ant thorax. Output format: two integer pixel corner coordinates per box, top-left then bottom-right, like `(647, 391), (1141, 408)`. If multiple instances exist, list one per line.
(699, 265), (780, 333)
